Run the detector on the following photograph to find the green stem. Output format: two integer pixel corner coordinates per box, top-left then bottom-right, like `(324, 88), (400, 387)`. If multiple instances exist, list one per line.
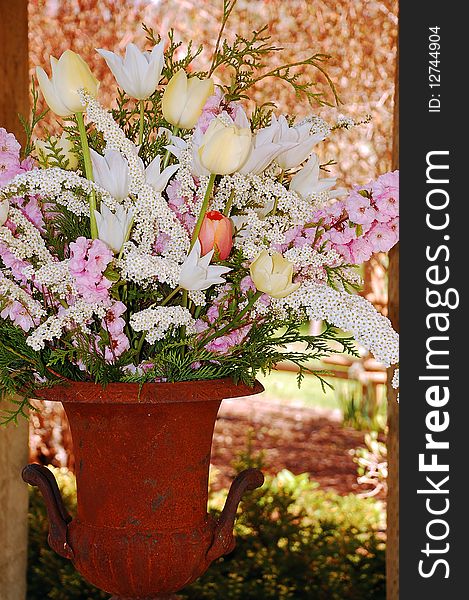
(190, 173), (216, 249)
(76, 112), (98, 239)
(223, 189), (235, 216)
(161, 286), (182, 306)
(163, 126), (180, 169)
(138, 100), (145, 146)
(202, 291), (262, 346)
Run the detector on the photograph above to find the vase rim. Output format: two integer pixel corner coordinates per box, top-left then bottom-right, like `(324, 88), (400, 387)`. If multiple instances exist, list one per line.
(33, 377), (264, 405)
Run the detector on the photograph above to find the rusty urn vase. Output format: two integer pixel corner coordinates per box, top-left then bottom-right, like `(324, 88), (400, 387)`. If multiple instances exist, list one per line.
(23, 378), (264, 599)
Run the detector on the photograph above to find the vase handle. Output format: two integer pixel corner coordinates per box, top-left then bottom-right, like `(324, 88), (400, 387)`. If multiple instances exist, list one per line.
(22, 463), (74, 559)
(206, 468), (264, 563)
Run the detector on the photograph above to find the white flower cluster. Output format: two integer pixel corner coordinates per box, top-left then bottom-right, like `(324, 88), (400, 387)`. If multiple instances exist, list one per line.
(119, 247), (180, 288)
(391, 368), (399, 389)
(264, 282), (399, 368)
(130, 306), (197, 344)
(0, 276), (46, 320)
(34, 260), (74, 299)
(1, 167), (117, 216)
(131, 185), (190, 261)
(297, 114), (331, 138)
(0, 207), (53, 265)
(26, 300), (106, 351)
(80, 91), (145, 195)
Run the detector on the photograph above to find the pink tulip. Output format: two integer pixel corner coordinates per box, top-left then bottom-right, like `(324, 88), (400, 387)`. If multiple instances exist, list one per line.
(198, 210), (233, 260)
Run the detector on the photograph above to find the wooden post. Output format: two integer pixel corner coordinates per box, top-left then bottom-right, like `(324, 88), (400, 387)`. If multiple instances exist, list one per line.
(386, 44), (399, 600)
(0, 2), (30, 599)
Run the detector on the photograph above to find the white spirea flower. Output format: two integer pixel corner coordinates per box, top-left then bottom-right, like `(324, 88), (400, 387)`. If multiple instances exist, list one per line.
(179, 240), (231, 291)
(0, 207), (53, 264)
(131, 185), (190, 260)
(97, 42), (165, 100)
(0, 276), (46, 320)
(1, 167), (117, 216)
(130, 306), (197, 344)
(34, 260), (74, 299)
(90, 148), (130, 202)
(119, 247), (180, 288)
(79, 92), (145, 194)
(26, 301), (106, 351)
(392, 368), (399, 389)
(262, 282), (399, 368)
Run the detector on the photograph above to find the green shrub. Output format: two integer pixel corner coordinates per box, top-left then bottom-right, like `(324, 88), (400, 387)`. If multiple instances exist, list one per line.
(27, 466), (385, 599)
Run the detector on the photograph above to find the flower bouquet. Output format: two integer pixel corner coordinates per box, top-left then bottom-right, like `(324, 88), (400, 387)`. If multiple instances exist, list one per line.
(0, 8), (399, 597)
(0, 24), (398, 421)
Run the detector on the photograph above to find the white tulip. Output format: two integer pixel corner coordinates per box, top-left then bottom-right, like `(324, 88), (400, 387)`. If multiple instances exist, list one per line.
(289, 154), (338, 198)
(0, 200), (9, 227)
(143, 156), (179, 192)
(162, 70), (214, 129)
(239, 117), (296, 175)
(179, 240), (231, 291)
(90, 148), (129, 202)
(270, 115), (325, 170)
(198, 112), (252, 175)
(94, 204), (133, 254)
(36, 50), (99, 117)
(35, 132), (78, 170)
(97, 42), (165, 100)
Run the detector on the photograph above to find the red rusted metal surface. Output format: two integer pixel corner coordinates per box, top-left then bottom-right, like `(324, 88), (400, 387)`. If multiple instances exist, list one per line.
(23, 378), (264, 598)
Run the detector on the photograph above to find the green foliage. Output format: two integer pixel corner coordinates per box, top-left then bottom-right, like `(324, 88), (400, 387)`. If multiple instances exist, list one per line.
(340, 382), (386, 433)
(27, 461), (385, 599)
(19, 78), (49, 159)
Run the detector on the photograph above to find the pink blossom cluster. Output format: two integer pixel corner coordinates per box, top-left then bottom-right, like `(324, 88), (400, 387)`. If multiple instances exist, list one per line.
(196, 89), (241, 134)
(155, 180), (197, 252)
(315, 170), (399, 264)
(69, 237), (113, 303)
(0, 299), (34, 331)
(101, 301), (130, 362)
(0, 128), (34, 186)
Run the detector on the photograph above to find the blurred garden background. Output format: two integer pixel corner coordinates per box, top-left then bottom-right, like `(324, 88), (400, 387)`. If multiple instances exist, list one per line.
(25, 0), (398, 598)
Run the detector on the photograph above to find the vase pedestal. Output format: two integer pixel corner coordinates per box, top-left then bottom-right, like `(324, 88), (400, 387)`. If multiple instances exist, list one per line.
(24, 379), (264, 598)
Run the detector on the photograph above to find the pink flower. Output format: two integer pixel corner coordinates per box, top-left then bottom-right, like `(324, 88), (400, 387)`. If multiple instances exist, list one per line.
(374, 190), (399, 220)
(349, 238), (374, 263)
(103, 301), (127, 336)
(0, 153), (22, 186)
(13, 196), (45, 231)
(344, 191), (376, 227)
(153, 231), (171, 254)
(325, 224), (357, 245)
(86, 239), (113, 277)
(1, 300), (34, 331)
(0, 243), (30, 283)
(240, 275), (256, 294)
(367, 223), (398, 253)
(69, 237), (113, 303)
(206, 304), (220, 324)
(333, 243), (354, 263)
(104, 331), (130, 362)
(69, 237), (90, 273)
(0, 128), (21, 157)
(372, 170), (399, 200)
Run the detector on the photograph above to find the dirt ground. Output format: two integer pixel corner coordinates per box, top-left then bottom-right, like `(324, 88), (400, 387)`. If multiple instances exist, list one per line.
(211, 395), (375, 496)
